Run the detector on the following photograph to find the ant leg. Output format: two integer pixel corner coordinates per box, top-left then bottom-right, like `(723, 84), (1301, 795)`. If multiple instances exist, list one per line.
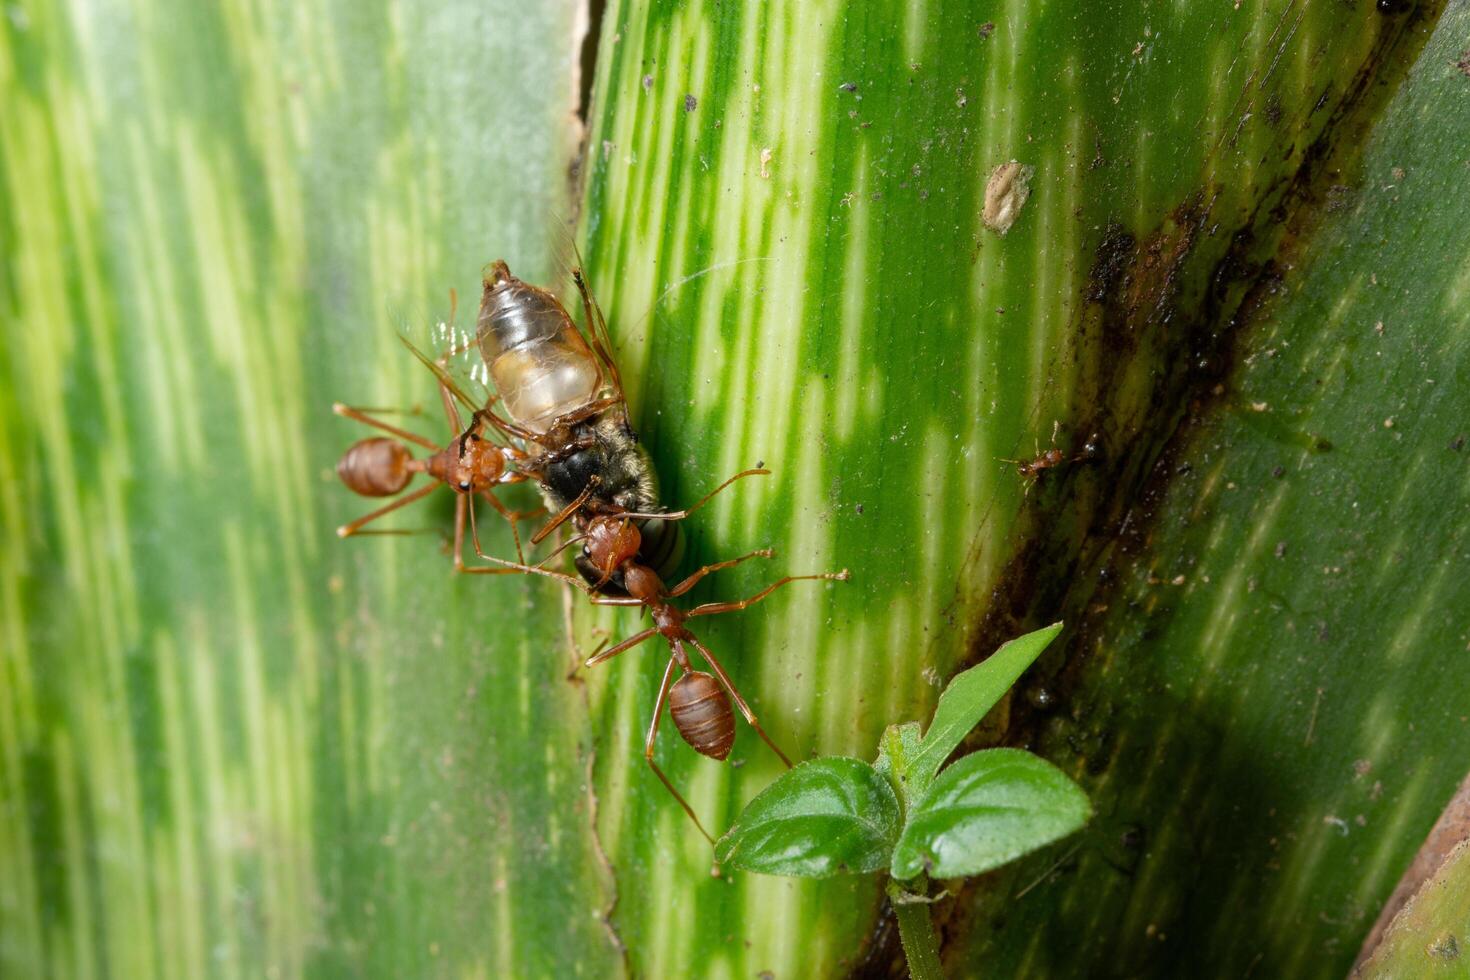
(345, 528), (446, 537)
(338, 482), (441, 537)
(462, 495), (587, 585)
(686, 635), (792, 768)
(333, 403), (439, 451)
(432, 286), (481, 363)
(479, 490), (544, 565)
(665, 549), (775, 598)
(529, 480), (599, 546)
(584, 627), (658, 667)
(538, 395), (626, 432)
(644, 656), (714, 844)
(452, 494), (522, 576)
(571, 265), (625, 399)
(478, 407), (543, 445)
(398, 335), (486, 418)
(686, 569), (851, 618)
(476, 491), (525, 564)
(618, 468), (771, 522)
(536, 530), (588, 572)
(436, 380), (464, 435)
(451, 494), (584, 585)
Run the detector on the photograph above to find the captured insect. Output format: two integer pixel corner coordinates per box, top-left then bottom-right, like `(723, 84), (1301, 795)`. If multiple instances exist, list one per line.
(469, 260), (683, 590)
(341, 260), (850, 839)
(460, 259), (849, 838)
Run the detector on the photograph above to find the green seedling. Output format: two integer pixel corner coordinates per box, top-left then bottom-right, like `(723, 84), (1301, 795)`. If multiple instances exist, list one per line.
(715, 623), (1089, 979)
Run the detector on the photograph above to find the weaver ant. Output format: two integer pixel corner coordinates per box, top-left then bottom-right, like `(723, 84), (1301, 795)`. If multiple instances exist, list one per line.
(334, 318), (543, 569)
(1000, 421), (1101, 493)
(471, 468), (849, 842)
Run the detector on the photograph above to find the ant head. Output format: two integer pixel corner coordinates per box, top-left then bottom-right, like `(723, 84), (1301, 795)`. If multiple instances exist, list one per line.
(583, 516), (641, 577)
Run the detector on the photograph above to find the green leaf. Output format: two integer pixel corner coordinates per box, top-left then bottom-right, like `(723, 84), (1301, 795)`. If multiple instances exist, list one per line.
(951, 8), (1470, 979)
(891, 749), (1090, 882)
(715, 758), (901, 877)
(7, 0), (1459, 973)
(572, 0), (1446, 973)
(873, 721), (923, 786)
(1357, 838), (1470, 978)
(905, 624), (1063, 795)
(1, 2), (612, 977)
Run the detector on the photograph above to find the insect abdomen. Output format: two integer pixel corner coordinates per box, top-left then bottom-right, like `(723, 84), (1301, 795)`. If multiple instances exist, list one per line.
(476, 266), (599, 433)
(337, 438), (412, 496)
(669, 672), (734, 760)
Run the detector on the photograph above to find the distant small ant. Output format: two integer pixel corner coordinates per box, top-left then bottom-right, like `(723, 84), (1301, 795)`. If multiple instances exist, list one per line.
(1000, 421), (1101, 493)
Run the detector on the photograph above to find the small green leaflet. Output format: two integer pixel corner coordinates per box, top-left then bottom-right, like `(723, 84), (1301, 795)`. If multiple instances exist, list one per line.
(891, 749), (1091, 880)
(903, 622), (1063, 797)
(715, 758), (901, 877)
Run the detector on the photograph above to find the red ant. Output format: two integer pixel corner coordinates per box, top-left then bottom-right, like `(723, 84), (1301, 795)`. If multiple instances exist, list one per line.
(333, 334), (544, 569)
(469, 469), (849, 842)
(1000, 421), (1101, 493)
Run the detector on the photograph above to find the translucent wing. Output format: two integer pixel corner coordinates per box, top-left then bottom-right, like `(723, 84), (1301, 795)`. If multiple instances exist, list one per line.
(399, 291), (499, 418)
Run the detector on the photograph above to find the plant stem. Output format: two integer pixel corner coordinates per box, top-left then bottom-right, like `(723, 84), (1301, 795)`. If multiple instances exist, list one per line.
(889, 882), (945, 980)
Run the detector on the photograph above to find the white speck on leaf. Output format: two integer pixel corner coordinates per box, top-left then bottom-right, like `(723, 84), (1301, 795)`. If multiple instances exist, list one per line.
(983, 161), (1034, 235)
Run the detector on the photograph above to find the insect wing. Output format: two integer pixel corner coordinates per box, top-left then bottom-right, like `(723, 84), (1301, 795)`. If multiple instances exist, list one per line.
(400, 303), (498, 416)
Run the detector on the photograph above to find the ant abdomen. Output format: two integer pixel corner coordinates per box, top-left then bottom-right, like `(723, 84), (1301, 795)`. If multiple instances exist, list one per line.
(337, 437), (413, 497)
(669, 671), (735, 760)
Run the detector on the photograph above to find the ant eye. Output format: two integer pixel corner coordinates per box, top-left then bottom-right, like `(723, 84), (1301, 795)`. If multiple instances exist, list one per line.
(459, 481), (471, 491)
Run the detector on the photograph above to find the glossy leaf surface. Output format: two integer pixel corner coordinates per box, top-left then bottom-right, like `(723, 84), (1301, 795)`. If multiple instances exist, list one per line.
(714, 757), (901, 877)
(892, 749), (1090, 881)
(951, 5), (1470, 977)
(5, 0), (1466, 975)
(905, 623), (1062, 797)
(572, 2), (1420, 972)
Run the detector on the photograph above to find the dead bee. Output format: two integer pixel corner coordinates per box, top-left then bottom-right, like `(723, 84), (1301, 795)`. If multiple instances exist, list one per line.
(471, 260), (681, 589)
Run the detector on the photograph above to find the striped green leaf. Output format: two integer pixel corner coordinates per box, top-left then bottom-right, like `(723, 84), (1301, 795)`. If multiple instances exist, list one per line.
(7, 0), (1466, 976)
(945, 4), (1470, 978)
(575, 0), (1451, 976)
(1357, 840), (1470, 979)
(1, 2), (622, 977)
